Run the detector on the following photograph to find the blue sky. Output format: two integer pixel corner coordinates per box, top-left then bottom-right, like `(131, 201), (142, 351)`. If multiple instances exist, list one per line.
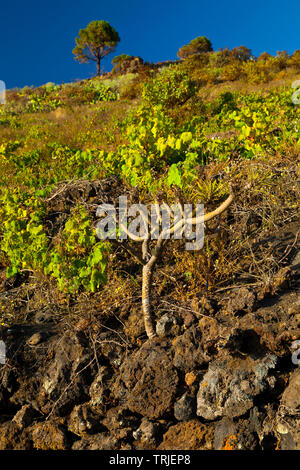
(0, 0), (299, 89)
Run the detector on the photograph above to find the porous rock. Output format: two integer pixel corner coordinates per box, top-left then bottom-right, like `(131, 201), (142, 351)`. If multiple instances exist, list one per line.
(197, 353), (277, 420)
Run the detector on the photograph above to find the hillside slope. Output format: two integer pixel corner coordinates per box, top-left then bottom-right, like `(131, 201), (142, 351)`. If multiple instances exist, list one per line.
(0, 53), (299, 450)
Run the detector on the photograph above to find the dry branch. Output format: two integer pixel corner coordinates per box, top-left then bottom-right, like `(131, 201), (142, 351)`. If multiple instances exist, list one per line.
(117, 193), (234, 339)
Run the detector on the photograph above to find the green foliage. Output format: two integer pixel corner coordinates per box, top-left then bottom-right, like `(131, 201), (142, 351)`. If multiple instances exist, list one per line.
(142, 65), (196, 108)
(209, 48), (232, 67)
(46, 206), (109, 293)
(85, 81), (119, 102)
(16, 87), (62, 113)
(0, 189), (48, 277)
(28, 95), (61, 112)
(112, 54), (132, 64)
(0, 189), (109, 293)
(112, 54), (134, 72)
(209, 91), (238, 115)
(43, 82), (59, 92)
(190, 179), (228, 203)
(1, 43), (300, 298)
(290, 50), (300, 68)
(230, 46), (253, 62)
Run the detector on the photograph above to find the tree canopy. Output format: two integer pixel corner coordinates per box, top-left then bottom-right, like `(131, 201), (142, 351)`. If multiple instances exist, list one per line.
(177, 36), (213, 59)
(230, 46), (253, 62)
(73, 20), (120, 76)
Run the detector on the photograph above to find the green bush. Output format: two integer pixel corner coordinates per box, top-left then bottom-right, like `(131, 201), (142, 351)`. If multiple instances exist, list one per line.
(177, 36), (213, 58)
(142, 65), (196, 108)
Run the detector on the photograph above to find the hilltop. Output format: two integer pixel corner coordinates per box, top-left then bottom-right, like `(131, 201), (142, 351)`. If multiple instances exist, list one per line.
(0, 48), (299, 450)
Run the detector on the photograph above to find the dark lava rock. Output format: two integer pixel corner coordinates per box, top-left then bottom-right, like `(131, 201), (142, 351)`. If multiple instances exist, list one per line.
(0, 421), (32, 450)
(12, 404), (36, 430)
(174, 393), (195, 421)
(182, 311), (196, 328)
(226, 287), (257, 315)
(9, 376), (41, 411)
(68, 404), (101, 436)
(197, 297), (218, 317)
(37, 331), (93, 415)
(214, 417), (260, 450)
(1, 367), (18, 396)
(101, 406), (139, 439)
(133, 417), (159, 445)
(72, 433), (119, 450)
(214, 417), (236, 449)
(31, 420), (70, 450)
(27, 332), (47, 346)
(98, 334), (124, 368)
(197, 353), (277, 420)
(89, 365), (112, 413)
(158, 419), (214, 450)
(113, 339), (178, 419)
(156, 314), (175, 337)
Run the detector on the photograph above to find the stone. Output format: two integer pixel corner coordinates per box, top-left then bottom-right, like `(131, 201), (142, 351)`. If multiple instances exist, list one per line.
(281, 369), (300, 410)
(156, 314), (175, 337)
(72, 433), (119, 450)
(182, 311), (196, 328)
(171, 326), (207, 371)
(214, 418), (236, 450)
(226, 287), (257, 315)
(276, 369), (300, 449)
(102, 407), (139, 434)
(12, 404), (35, 430)
(27, 332), (45, 346)
(38, 331), (92, 415)
(0, 422), (31, 450)
(214, 417), (260, 450)
(31, 420), (69, 450)
(113, 340), (178, 419)
(68, 404), (100, 436)
(133, 417), (159, 444)
(197, 353), (277, 420)
(185, 371), (197, 387)
(89, 366), (111, 412)
(158, 419), (214, 450)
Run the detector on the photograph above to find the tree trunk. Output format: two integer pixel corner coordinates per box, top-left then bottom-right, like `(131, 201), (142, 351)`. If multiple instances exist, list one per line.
(142, 263), (156, 339)
(141, 236), (165, 340)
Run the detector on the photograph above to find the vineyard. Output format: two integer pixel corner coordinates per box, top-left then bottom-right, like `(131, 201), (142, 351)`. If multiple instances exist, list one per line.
(0, 51), (300, 450)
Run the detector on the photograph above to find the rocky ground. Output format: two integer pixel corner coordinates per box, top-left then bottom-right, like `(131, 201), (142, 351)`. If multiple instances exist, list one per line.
(0, 214), (299, 451)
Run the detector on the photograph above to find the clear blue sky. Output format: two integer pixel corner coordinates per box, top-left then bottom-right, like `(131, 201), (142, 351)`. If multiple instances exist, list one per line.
(0, 0), (299, 89)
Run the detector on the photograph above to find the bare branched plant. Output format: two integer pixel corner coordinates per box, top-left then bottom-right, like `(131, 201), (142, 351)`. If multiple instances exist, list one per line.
(117, 193), (234, 339)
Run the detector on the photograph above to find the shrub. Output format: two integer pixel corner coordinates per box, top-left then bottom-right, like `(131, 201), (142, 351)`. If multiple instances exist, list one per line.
(177, 36), (213, 59)
(209, 47), (232, 67)
(230, 46), (253, 62)
(222, 62), (244, 81)
(274, 51), (289, 70)
(243, 61), (273, 84)
(120, 76), (143, 100)
(211, 91), (237, 115)
(112, 55), (143, 74)
(289, 50), (300, 68)
(257, 52), (272, 62)
(142, 65), (196, 108)
(181, 53), (210, 76)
